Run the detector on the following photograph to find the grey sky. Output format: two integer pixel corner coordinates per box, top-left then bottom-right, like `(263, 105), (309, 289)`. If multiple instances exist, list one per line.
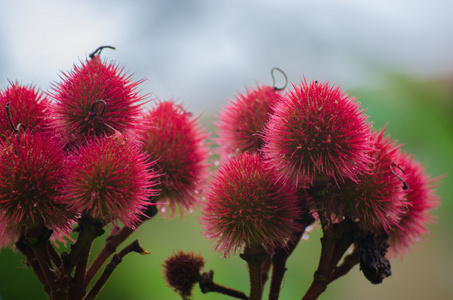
(1, 0), (452, 114)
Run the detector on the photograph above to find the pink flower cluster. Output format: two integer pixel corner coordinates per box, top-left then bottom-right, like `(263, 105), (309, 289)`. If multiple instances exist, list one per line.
(0, 50), (209, 249)
(201, 79), (441, 256)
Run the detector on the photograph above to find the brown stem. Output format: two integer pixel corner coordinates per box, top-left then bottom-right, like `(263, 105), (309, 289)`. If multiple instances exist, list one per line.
(261, 255), (272, 292)
(84, 240), (148, 300)
(22, 225), (60, 299)
(301, 233), (336, 300)
(240, 245), (268, 300)
(47, 240), (62, 269)
(61, 215), (105, 275)
(15, 239), (51, 298)
(269, 211), (315, 300)
(84, 205), (156, 287)
(69, 242), (93, 300)
(328, 249), (359, 284)
(199, 270), (248, 300)
(268, 231), (303, 300)
(55, 215), (104, 300)
(84, 225), (134, 286)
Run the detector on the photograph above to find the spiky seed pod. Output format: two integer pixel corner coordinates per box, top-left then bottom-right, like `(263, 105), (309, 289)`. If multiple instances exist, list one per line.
(216, 85), (282, 158)
(325, 130), (409, 233)
(262, 80), (372, 186)
(200, 152), (301, 257)
(0, 132), (73, 248)
(163, 251), (205, 299)
(50, 53), (146, 145)
(0, 83), (51, 139)
(388, 151), (442, 255)
(63, 135), (159, 227)
(141, 101), (209, 217)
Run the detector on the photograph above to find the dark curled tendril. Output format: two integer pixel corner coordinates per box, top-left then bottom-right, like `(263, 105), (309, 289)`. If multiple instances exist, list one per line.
(89, 45), (116, 59)
(391, 163), (409, 190)
(88, 100), (107, 119)
(87, 100), (118, 133)
(4, 102), (26, 133)
(271, 67), (288, 91)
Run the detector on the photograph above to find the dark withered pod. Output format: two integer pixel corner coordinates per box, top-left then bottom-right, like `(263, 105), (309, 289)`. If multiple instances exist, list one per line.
(356, 233), (392, 284)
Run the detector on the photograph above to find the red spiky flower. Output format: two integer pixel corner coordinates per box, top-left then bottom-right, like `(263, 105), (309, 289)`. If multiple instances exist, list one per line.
(62, 135), (159, 227)
(140, 100), (209, 216)
(0, 132), (73, 248)
(163, 251), (205, 299)
(262, 80), (372, 186)
(388, 151), (442, 255)
(200, 152), (301, 256)
(0, 82), (51, 139)
(50, 47), (146, 145)
(216, 85), (282, 158)
(325, 130), (409, 233)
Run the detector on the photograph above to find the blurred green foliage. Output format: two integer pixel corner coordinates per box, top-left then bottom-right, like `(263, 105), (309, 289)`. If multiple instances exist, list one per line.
(0, 74), (451, 300)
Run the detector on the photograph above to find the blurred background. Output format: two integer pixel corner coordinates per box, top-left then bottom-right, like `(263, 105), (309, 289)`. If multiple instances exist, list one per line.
(0, 0), (452, 299)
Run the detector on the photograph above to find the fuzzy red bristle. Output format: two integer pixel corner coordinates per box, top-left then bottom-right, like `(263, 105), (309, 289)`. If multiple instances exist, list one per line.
(62, 135), (159, 227)
(141, 100), (209, 217)
(263, 80), (373, 186)
(200, 152), (301, 257)
(50, 54), (147, 145)
(216, 85), (282, 158)
(0, 132), (73, 248)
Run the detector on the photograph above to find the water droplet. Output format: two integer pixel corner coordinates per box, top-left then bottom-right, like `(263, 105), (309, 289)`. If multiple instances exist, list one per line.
(305, 225), (313, 232)
(33, 202), (38, 207)
(17, 204), (22, 209)
(161, 206), (167, 213)
(301, 233), (309, 240)
(214, 161), (220, 166)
